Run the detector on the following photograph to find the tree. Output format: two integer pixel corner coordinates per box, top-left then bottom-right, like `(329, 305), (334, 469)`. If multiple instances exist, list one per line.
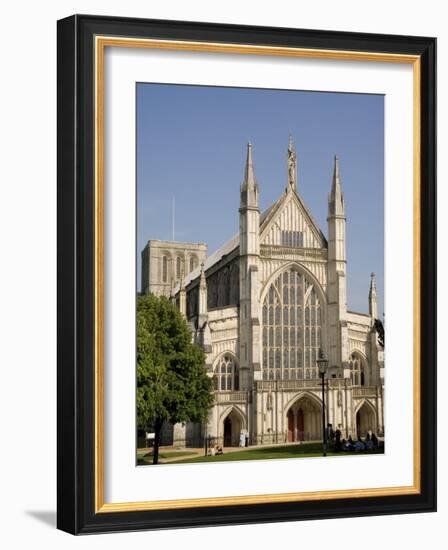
(137, 293), (214, 464)
(374, 318), (385, 348)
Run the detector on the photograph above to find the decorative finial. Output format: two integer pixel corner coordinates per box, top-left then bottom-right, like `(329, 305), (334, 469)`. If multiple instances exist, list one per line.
(287, 134), (297, 191)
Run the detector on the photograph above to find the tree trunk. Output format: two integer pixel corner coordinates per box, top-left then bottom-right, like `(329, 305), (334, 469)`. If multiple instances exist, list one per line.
(152, 419), (163, 465)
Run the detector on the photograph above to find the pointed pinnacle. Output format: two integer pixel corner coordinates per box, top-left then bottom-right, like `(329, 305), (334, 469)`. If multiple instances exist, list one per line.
(199, 262), (206, 287)
(328, 155), (344, 217)
(333, 155), (341, 186)
(243, 141), (256, 188)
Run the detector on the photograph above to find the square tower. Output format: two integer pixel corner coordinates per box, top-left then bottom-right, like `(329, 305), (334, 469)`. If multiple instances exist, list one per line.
(141, 239), (207, 296)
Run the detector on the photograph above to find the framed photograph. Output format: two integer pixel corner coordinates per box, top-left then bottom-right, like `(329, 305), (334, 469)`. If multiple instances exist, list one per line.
(57, 14), (436, 534)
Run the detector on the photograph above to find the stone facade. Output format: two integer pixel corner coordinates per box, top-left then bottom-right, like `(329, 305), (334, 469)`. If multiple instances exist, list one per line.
(141, 239), (207, 297)
(142, 140), (384, 448)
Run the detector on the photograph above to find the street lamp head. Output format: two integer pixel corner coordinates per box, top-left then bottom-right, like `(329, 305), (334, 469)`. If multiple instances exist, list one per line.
(317, 348), (329, 375)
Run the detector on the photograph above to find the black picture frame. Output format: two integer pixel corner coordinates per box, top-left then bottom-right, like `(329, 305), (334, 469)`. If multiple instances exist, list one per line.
(57, 14), (436, 534)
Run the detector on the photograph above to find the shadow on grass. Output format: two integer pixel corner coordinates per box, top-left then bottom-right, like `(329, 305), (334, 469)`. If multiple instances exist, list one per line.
(156, 443), (385, 465)
(137, 449), (198, 465)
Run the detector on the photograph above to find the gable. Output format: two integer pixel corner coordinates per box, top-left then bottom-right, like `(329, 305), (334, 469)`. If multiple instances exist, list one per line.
(260, 191), (327, 249)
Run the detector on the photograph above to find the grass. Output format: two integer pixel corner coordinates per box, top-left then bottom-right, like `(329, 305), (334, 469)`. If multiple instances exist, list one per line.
(170, 443), (384, 464)
(137, 449), (197, 465)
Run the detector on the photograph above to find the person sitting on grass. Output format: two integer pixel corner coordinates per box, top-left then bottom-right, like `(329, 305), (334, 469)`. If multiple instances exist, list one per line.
(354, 438), (365, 452)
(371, 432), (379, 448)
(365, 433), (374, 451)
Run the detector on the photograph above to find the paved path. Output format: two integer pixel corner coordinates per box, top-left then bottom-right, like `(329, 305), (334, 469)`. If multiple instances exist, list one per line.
(138, 440), (323, 463)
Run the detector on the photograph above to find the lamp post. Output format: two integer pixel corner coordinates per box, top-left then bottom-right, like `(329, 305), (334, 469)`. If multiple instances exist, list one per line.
(317, 348), (329, 457)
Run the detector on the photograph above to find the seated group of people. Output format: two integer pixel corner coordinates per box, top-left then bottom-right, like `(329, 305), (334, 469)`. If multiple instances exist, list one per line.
(327, 424), (381, 453)
(208, 445), (223, 456)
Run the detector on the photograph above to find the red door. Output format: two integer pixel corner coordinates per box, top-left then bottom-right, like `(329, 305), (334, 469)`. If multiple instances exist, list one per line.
(287, 410), (294, 442)
(297, 409), (304, 441)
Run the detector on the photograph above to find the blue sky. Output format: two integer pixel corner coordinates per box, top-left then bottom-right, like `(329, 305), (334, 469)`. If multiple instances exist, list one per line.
(137, 83), (384, 316)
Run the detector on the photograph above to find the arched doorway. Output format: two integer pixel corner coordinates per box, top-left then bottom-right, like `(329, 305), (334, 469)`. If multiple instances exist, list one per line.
(356, 401), (376, 438)
(222, 409), (244, 447)
(286, 395), (321, 442)
(223, 417), (232, 447)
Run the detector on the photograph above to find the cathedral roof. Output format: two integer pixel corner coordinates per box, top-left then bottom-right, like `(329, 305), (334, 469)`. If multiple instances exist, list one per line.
(259, 196), (283, 226)
(174, 233), (239, 292)
(173, 189), (326, 293)
(173, 199), (280, 292)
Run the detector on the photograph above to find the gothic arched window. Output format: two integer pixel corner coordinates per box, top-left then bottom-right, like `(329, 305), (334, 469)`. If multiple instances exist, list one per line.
(215, 354), (239, 391)
(262, 268), (322, 381)
(189, 255), (197, 273)
(349, 352), (365, 386)
(217, 269), (230, 307)
(209, 274), (217, 309)
(176, 256), (183, 279)
(162, 256), (168, 283)
(229, 263), (239, 305)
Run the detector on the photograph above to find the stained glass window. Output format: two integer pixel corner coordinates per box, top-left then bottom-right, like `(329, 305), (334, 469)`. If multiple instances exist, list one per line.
(262, 269), (322, 380)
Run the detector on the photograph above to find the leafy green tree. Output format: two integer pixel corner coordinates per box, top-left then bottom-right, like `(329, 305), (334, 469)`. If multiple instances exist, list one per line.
(137, 293), (213, 464)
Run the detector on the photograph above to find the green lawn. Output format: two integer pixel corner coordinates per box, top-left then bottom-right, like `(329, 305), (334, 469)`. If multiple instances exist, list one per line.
(137, 450), (197, 465)
(170, 443), (383, 464)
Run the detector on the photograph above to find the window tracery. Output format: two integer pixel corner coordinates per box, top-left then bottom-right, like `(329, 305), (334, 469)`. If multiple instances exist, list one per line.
(349, 352), (365, 386)
(214, 354), (239, 391)
(262, 269), (322, 380)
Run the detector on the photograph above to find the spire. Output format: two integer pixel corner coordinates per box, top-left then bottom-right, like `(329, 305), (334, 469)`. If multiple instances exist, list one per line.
(243, 141), (256, 188)
(369, 272), (378, 320)
(333, 154), (341, 185)
(286, 134), (297, 191)
(328, 155), (345, 217)
(369, 272), (377, 291)
(240, 141), (259, 210)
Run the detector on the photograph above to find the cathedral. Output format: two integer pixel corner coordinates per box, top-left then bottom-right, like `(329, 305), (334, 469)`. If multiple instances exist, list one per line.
(141, 139), (384, 448)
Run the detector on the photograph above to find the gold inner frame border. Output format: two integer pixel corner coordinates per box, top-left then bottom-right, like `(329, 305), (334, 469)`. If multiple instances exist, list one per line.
(94, 36), (421, 513)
